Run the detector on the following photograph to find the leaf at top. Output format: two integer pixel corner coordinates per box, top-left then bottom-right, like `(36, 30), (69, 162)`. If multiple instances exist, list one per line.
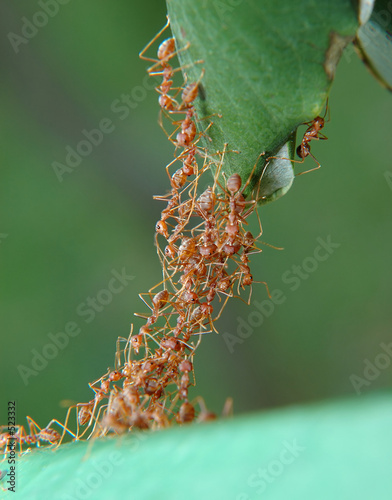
(356, 0), (392, 91)
(167, 0), (358, 201)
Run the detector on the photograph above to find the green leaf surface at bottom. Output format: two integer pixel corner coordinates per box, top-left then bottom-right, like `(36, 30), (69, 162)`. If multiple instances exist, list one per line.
(3, 392), (392, 500)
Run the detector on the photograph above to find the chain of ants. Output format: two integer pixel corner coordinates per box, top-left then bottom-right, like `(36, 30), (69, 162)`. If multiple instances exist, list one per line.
(0, 20), (328, 457)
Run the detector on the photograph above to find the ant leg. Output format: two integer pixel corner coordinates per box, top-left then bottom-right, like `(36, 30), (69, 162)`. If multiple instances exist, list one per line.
(25, 417), (41, 447)
(241, 150), (266, 195)
(59, 406), (77, 446)
(221, 397), (233, 418)
(267, 152), (321, 177)
(115, 334), (132, 370)
(85, 403), (109, 440)
(253, 279), (271, 299)
(44, 419), (76, 447)
(295, 151), (321, 176)
(149, 60), (204, 79)
(139, 16), (170, 64)
(212, 292), (232, 322)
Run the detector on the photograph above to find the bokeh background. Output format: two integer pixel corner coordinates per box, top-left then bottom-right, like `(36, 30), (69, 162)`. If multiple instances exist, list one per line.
(1, 1), (391, 428)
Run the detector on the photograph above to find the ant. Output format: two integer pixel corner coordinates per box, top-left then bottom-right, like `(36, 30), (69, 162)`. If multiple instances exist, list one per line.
(178, 358), (194, 400)
(139, 15), (203, 134)
(268, 100), (329, 176)
(139, 16), (189, 75)
(136, 288), (171, 327)
(155, 64), (181, 112)
(295, 101), (329, 174)
(23, 417), (75, 448)
(0, 426), (27, 457)
(176, 401), (195, 424)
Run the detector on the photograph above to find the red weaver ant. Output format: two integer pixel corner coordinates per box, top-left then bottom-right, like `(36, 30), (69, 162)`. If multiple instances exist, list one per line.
(268, 100), (329, 176)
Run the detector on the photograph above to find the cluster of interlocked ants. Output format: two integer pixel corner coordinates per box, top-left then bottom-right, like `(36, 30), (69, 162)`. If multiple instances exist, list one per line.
(1, 17), (327, 456)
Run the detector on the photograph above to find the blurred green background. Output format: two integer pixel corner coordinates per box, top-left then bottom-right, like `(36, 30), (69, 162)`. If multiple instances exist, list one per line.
(1, 1), (391, 428)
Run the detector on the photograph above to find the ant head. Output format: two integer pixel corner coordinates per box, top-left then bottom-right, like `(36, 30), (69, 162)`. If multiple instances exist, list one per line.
(313, 116), (325, 129)
(243, 273), (253, 286)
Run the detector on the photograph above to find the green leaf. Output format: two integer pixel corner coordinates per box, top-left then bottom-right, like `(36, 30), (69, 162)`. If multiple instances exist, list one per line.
(5, 392), (392, 499)
(356, 0), (392, 90)
(167, 0), (359, 201)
